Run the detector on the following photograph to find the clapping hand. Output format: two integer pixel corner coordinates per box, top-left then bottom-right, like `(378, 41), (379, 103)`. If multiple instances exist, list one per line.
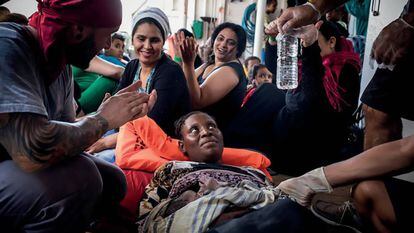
(96, 81), (157, 130)
(177, 32), (199, 65)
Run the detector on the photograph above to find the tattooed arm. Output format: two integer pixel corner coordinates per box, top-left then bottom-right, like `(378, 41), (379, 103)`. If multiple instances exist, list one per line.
(0, 81), (157, 172)
(0, 113), (108, 172)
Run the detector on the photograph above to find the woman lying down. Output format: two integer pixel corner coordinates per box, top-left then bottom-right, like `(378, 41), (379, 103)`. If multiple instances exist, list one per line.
(137, 111), (287, 233)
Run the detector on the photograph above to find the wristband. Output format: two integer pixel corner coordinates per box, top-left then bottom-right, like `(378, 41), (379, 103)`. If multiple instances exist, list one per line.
(268, 35), (276, 43)
(174, 55), (183, 62)
(304, 2), (321, 20)
(400, 18), (414, 30)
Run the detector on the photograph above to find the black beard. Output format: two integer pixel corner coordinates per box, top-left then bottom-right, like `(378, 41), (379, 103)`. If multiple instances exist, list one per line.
(66, 35), (98, 69)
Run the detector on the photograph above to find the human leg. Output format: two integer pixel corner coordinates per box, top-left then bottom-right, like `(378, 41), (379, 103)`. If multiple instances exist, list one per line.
(208, 198), (326, 233)
(312, 179), (405, 233)
(381, 178), (414, 233)
(0, 155), (102, 233)
(88, 154), (126, 215)
(352, 180), (396, 233)
(81, 154), (128, 232)
(78, 76), (118, 114)
(361, 65), (414, 150)
(362, 104), (402, 150)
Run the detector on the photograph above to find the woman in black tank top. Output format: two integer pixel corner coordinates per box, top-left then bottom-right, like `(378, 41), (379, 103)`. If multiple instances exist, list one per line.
(175, 22), (247, 129)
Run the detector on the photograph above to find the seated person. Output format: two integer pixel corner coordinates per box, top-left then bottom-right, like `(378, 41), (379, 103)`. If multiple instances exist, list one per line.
(74, 56), (124, 115)
(174, 22), (248, 130)
(137, 111), (278, 232)
(325, 5), (348, 30)
(99, 32), (128, 67)
(242, 64), (273, 107)
(243, 56), (261, 79)
(224, 21), (361, 176)
(89, 7), (191, 162)
(117, 7), (190, 136)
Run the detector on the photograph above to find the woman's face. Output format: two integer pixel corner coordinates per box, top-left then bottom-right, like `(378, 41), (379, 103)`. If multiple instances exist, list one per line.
(255, 67), (273, 86)
(133, 22), (164, 65)
(179, 113), (223, 163)
(318, 33), (336, 57)
(213, 28), (238, 62)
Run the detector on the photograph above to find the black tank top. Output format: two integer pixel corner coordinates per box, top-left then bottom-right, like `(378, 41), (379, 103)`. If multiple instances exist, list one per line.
(198, 61), (247, 129)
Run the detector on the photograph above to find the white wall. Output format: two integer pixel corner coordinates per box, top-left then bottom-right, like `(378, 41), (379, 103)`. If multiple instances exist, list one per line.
(2, 0), (36, 16)
(123, 0), (189, 38)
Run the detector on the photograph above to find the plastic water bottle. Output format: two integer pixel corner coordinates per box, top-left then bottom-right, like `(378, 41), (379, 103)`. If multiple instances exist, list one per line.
(276, 34), (298, 89)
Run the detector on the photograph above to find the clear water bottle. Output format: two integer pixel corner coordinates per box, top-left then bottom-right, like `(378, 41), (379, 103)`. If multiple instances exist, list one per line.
(276, 34), (298, 89)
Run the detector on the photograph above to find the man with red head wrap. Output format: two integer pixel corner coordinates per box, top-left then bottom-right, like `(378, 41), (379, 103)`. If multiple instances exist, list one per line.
(0, 0), (157, 232)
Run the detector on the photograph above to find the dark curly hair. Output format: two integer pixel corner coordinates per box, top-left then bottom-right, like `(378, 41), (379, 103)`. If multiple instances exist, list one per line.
(208, 22), (247, 64)
(174, 111), (215, 139)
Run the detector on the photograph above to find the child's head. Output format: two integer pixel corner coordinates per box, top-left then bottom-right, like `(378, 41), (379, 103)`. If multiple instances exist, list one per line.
(325, 5), (347, 22)
(266, 0), (278, 14)
(105, 32), (125, 59)
(244, 56), (261, 74)
(251, 64), (273, 86)
(175, 111), (223, 163)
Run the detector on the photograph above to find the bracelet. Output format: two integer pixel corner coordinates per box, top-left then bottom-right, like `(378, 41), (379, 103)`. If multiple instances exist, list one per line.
(304, 2), (321, 20)
(400, 18), (414, 30)
(268, 35), (276, 43)
(173, 55), (183, 62)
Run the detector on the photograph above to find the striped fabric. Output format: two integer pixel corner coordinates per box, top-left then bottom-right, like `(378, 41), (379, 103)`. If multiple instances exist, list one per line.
(139, 180), (285, 233)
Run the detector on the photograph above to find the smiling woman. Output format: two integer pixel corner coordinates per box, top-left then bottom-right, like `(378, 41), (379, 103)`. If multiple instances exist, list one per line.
(116, 7), (191, 136)
(175, 22), (247, 131)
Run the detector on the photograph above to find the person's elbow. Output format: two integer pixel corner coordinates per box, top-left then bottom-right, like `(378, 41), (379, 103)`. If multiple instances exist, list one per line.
(190, 96), (208, 109)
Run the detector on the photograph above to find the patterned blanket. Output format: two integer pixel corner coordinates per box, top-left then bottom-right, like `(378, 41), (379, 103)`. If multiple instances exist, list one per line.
(139, 180), (284, 233)
(137, 161), (277, 232)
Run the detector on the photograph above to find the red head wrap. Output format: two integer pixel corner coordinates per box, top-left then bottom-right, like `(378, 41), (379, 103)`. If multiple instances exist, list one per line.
(28, 0), (122, 81)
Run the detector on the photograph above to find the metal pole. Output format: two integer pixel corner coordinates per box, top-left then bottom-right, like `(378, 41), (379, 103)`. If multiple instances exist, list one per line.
(253, 0), (266, 57)
(182, 0), (188, 29)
